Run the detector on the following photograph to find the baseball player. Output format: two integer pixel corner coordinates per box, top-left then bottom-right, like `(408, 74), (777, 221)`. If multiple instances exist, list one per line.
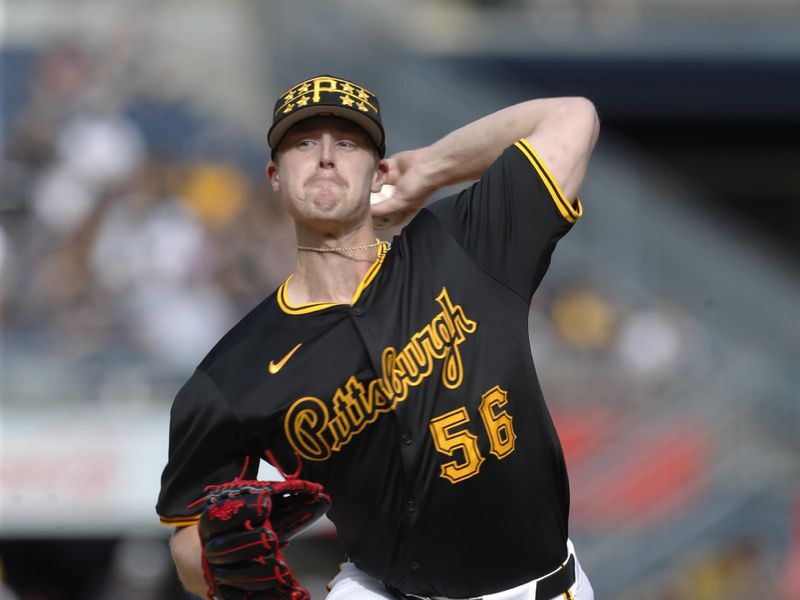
(157, 74), (599, 600)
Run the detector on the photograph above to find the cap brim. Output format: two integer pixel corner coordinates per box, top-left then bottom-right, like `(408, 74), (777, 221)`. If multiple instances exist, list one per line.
(268, 105), (384, 156)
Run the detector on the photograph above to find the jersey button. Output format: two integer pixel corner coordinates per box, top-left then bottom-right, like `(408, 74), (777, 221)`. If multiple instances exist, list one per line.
(406, 500), (416, 513)
(352, 308), (364, 317)
(410, 560), (420, 571)
(401, 434), (412, 446)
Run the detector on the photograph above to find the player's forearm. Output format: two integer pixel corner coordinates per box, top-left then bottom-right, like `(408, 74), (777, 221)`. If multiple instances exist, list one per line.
(419, 97), (596, 188)
(170, 525), (209, 596)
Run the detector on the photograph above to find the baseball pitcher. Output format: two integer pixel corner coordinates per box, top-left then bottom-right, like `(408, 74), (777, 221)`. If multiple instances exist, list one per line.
(157, 74), (599, 600)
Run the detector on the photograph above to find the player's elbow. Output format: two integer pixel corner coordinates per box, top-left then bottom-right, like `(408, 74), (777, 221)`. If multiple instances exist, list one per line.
(169, 525), (209, 596)
(560, 97), (600, 148)
(524, 96), (600, 153)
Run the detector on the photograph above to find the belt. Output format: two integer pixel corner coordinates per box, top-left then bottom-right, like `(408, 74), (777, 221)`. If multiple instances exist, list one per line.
(532, 554), (576, 600)
(396, 553), (576, 600)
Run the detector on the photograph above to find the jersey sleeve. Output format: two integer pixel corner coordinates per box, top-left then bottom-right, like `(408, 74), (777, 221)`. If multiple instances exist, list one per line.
(427, 139), (582, 301)
(156, 369), (259, 527)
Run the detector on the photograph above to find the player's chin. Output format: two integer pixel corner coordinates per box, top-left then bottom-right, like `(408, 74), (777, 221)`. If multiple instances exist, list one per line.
(296, 196), (354, 224)
(292, 189), (367, 224)
(304, 204), (369, 231)
(306, 187), (344, 209)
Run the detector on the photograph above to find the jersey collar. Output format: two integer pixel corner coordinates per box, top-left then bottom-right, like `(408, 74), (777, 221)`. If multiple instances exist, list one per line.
(277, 241), (390, 315)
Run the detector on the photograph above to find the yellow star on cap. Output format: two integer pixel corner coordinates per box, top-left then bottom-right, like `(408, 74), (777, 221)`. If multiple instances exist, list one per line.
(357, 102), (368, 112)
(298, 83), (311, 94)
(341, 82), (354, 93)
(357, 89), (369, 100)
(283, 103), (295, 113)
(340, 95), (354, 107)
(284, 91), (296, 102)
(297, 95), (310, 107)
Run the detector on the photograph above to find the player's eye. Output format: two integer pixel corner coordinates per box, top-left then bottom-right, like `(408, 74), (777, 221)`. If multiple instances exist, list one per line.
(337, 140), (356, 150)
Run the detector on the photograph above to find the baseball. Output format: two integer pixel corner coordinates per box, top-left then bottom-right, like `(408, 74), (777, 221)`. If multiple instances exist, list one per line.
(370, 184), (396, 205)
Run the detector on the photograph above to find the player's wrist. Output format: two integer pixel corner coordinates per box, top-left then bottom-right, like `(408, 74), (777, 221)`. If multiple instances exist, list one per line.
(397, 146), (454, 197)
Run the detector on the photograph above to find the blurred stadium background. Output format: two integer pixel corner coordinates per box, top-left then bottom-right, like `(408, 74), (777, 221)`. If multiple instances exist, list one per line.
(1, 0), (799, 598)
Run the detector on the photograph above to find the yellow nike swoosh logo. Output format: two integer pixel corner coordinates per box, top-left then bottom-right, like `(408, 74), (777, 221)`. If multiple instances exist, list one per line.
(268, 343), (302, 375)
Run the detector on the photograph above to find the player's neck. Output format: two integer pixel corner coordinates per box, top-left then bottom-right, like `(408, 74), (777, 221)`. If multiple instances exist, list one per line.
(288, 226), (380, 306)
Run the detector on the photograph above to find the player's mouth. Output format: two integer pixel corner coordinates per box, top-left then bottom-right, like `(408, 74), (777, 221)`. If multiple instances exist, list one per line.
(307, 175), (346, 187)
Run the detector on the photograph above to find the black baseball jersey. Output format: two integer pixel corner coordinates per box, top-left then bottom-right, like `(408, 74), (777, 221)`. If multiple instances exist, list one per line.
(157, 139), (582, 598)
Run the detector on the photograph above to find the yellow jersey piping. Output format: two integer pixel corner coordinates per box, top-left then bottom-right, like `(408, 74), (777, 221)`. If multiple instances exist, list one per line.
(514, 139), (582, 224)
(348, 240), (389, 303)
(277, 241), (390, 315)
(159, 514), (200, 527)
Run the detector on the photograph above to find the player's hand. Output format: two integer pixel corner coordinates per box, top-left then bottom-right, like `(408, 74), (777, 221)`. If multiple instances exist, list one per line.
(372, 148), (437, 229)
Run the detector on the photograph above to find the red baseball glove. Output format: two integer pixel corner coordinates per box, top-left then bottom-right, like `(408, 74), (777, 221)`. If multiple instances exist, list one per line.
(195, 479), (330, 600)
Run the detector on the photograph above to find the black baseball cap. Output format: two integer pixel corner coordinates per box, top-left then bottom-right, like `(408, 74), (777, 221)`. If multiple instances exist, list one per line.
(268, 75), (386, 158)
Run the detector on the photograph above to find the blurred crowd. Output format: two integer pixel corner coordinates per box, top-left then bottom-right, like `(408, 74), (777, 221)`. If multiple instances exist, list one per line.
(1, 41), (296, 377)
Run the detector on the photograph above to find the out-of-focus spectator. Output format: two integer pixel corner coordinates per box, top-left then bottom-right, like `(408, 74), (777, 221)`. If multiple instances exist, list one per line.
(549, 286), (619, 351)
(178, 162), (247, 229)
(89, 192), (204, 295)
(57, 112), (145, 189)
(5, 42), (94, 170)
(615, 304), (708, 382)
(31, 164), (97, 236)
(672, 537), (776, 599)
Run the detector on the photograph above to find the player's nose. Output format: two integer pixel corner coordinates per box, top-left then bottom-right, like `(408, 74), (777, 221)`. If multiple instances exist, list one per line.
(317, 135), (336, 168)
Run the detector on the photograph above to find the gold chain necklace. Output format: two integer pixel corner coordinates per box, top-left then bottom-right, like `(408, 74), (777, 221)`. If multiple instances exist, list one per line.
(297, 240), (385, 254)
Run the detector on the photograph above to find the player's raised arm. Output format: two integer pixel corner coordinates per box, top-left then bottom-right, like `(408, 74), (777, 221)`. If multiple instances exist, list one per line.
(371, 97), (599, 227)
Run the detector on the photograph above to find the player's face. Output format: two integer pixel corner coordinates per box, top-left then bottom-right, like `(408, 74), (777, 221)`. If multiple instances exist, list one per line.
(267, 118), (386, 230)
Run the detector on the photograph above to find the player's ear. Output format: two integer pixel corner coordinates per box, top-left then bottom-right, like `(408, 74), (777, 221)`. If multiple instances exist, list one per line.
(371, 158), (389, 193)
(266, 161), (280, 192)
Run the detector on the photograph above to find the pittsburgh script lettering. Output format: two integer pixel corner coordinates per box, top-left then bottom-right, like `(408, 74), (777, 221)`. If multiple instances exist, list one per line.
(284, 288), (477, 461)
